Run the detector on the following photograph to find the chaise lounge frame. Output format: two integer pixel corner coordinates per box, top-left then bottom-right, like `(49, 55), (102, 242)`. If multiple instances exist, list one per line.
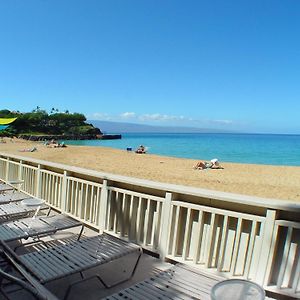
(0, 202), (49, 224)
(0, 213), (84, 244)
(0, 190), (32, 205)
(1, 233), (142, 299)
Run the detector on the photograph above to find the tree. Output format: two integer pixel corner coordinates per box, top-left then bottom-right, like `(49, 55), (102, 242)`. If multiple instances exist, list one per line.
(0, 108), (102, 136)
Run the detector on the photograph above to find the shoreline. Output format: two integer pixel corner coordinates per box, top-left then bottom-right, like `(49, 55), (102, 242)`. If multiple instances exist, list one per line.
(64, 132), (300, 167)
(0, 137), (300, 202)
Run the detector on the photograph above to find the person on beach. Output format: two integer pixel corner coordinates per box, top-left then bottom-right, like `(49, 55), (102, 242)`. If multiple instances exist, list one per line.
(46, 140), (66, 148)
(135, 145), (146, 154)
(193, 158), (223, 170)
(19, 147), (37, 152)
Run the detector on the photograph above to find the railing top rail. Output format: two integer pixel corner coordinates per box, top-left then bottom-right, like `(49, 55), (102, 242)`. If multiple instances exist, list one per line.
(172, 200), (266, 222)
(1, 152), (300, 212)
(3, 159), (37, 171)
(41, 169), (64, 177)
(67, 175), (103, 187)
(0, 158), (19, 165)
(108, 186), (165, 202)
(275, 220), (300, 229)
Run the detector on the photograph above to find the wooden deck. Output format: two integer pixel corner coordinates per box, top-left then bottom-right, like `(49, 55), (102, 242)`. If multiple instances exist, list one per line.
(0, 224), (280, 300)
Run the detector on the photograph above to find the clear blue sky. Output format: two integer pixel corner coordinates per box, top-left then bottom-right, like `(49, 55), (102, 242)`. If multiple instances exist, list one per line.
(1, 0), (300, 133)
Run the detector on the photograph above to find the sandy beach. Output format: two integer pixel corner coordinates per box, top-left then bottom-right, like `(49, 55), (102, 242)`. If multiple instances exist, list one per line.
(0, 138), (299, 202)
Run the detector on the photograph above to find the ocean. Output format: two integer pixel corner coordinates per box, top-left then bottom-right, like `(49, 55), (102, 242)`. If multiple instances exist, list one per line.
(63, 133), (300, 166)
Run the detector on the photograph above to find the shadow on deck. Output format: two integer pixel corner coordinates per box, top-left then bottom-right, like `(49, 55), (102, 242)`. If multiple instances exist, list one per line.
(0, 216), (286, 300)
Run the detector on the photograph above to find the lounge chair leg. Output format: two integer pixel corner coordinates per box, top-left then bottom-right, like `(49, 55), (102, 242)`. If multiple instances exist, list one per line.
(63, 275), (108, 300)
(77, 225), (84, 240)
(93, 250), (143, 288)
(46, 207), (52, 216)
(63, 250), (142, 299)
(131, 249), (142, 278)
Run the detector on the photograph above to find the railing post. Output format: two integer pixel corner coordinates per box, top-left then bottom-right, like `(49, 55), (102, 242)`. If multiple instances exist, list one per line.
(255, 209), (277, 285)
(19, 160), (23, 181)
(159, 192), (173, 260)
(98, 179), (108, 233)
(61, 171), (69, 213)
(5, 157), (10, 181)
(36, 164), (42, 198)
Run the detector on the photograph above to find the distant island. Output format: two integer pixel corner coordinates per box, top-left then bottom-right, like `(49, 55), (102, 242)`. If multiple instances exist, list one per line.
(0, 108), (121, 140)
(89, 120), (235, 134)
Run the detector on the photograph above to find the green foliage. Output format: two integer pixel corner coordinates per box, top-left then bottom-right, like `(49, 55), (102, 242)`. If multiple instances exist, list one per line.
(0, 110), (19, 118)
(0, 108), (101, 136)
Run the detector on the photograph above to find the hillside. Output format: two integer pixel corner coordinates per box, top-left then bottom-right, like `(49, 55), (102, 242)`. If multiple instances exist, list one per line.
(89, 120), (234, 134)
(0, 109), (102, 138)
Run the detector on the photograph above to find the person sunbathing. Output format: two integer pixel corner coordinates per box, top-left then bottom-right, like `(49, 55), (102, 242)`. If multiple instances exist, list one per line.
(19, 147), (37, 152)
(135, 145), (146, 154)
(193, 158), (223, 170)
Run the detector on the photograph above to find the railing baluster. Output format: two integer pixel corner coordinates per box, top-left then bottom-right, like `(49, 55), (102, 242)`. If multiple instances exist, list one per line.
(94, 185), (100, 225)
(194, 210), (204, 264)
(217, 215), (229, 272)
(128, 195), (134, 240)
(153, 201), (162, 249)
(206, 213), (217, 268)
(150, 202), (158, 249)
(277, 226), (293, 289)
(143, 198), (151, 246)
(83, 184), (89, 220)
(160, 192), (172, 260)
(136, 197), (143, 243)
(244, 220), (258, 279)
(230, 218), (243, 276)
(256, 209), (276, 285)
(120, 193), (126, 237)
(171, 205), (180, 257)
(291, 248), (300, 293)
(182, 208), (192, 260)
(70, 180), (74, 214)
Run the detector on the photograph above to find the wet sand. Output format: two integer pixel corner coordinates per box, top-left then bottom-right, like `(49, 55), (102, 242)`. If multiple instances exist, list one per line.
(0, 138), (300, 202)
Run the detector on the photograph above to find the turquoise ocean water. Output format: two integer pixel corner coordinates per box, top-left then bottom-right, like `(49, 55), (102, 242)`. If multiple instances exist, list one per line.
(64, 133), (300, 166)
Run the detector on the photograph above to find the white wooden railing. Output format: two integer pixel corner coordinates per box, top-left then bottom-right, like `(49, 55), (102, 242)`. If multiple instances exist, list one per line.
(0, 153), (299, 299)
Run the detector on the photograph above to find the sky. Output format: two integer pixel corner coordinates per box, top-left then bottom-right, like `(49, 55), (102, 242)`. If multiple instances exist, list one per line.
(0, 0), (300, 134)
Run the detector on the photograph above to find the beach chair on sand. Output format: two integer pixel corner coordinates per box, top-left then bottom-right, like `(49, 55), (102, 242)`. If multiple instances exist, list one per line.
(0, 190), (31, 205)
(0, 214), (83, 244)
(1, 233), (142, 299)
(0, 202), (49, 223)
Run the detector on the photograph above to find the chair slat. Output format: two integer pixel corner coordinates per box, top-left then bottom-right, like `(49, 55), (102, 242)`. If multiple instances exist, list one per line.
(19, 233), (141, 283)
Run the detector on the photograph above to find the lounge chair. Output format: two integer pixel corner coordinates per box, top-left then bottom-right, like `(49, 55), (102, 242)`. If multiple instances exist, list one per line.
(0, 249), (60, 300)
(104, 264), (275, 300)
(104, 264), (222, 300)
(0, 180), (24, 192)
(0, 190), (31, 205)
(0, 202), (49, 223)
(0, 183), (14, 192)
(1, 233), (142, 299)
(0, 214), (83, 243)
